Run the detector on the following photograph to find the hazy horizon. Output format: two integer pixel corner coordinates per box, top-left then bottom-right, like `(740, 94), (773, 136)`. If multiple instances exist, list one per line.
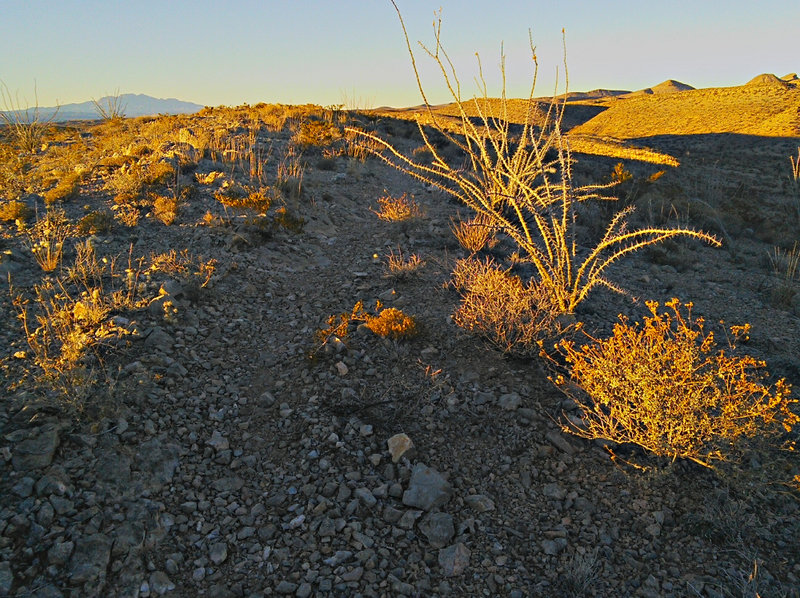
(2, 0), (797, 110)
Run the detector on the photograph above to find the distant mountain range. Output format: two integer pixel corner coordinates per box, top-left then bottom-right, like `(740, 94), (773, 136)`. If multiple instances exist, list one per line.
(1, 94), (204, 122)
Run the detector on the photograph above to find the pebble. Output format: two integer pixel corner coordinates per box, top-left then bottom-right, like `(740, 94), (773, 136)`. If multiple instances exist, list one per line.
(438, 543), (470, 577)
(387, 433), (415, 463)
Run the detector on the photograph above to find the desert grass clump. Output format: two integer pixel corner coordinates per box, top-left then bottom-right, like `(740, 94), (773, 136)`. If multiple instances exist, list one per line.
(450, 212), (497, 253)
(25, 207), (72, 272)
(767, 242), (800, 308)
(451, 256), (565, 354)
(348, 5), (719, 315)
(385, 247), (425, 278)
(552, 299), (798, 466)
(371, 192), (424, 222)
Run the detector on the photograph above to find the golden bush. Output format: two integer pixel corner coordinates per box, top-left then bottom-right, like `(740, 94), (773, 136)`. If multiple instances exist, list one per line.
(0, 200), (33, 223)
(43, 172), (81, 205)
(152, 194), (179, 225)
(292, 119), (341, 148)
(365, 307), (417, 339)
(553, 299), (798, 466)
(371, 192), (424, 222)
(315, 301), (417, 351)
(451, 256), (564, 354)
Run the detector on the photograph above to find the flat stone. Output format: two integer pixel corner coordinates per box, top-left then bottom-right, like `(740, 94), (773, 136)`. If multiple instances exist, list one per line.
(464, 494), (495, 513)
(12, 424), (60, 470)
(541, 537), (567, 555)
(438, 543), (470, 577)
(149, 571), (175, 595)
(546, 430), (576, 455)
(542, 483), (567, 500)
(418, 512), (455, 548)
(402, 463), (452, 511)
(69, 534), (113, 585)
(354, 487), (377, 508)
(498, 392), (522, 410)
(275, 580), (297, 594)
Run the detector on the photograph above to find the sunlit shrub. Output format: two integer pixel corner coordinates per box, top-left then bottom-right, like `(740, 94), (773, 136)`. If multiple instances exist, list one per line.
(25, 207), (72, 271)
(292, 119), (341, 148)
(77, 210), (113, 235)
(365, 307), (417, 339)
(552, 299), (799, 466)
(0, 200), (33, 223)
(315, 300), (417, 351)
(152, 194), (179, 225)
(450, 213), (497, 253)
(43, 172), (81, 205)
(451, 256), (565, 354)
(372, 192), (424, 222)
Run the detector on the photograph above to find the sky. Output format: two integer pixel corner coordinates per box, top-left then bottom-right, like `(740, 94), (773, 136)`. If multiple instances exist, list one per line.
(1, 0), (797, 109)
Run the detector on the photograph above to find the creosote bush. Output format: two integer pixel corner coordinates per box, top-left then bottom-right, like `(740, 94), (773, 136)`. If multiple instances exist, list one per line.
(551, 299), (798, 466)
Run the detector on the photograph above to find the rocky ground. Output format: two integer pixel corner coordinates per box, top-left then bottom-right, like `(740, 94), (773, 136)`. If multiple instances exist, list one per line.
(1, 111), (799, 597)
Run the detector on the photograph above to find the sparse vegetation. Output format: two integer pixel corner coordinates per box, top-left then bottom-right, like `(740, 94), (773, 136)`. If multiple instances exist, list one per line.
(0, 81), (57, 153)
(25, 207), (72, 271)
(552, 299), (798, 466)
(348, 6), (719, 316)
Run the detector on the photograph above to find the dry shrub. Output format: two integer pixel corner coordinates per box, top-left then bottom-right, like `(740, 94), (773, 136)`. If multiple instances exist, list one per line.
(113, 203), (140, 227)
(450, 212), (497, 253)
(25, 207), (72, 271)
(292, 119), (341, 148)
(0, 200), (33, 223)
(77, 210), (113, 236)
(143, 161), (175, 186)
(149, 249), (216, 291)
(451, 256), (564, 354)
(315, 301), (417, 351)
(366, 307), (418, 339)
(12, 243), (149, 404)
(152, 194), (178, 225)
(553, 299), (799, 466)
(372, 192), (424, 222)
(43, 172), (81, 205)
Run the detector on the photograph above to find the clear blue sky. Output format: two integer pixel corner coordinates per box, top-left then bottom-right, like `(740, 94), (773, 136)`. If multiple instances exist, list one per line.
(1, 0), (797, 109)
